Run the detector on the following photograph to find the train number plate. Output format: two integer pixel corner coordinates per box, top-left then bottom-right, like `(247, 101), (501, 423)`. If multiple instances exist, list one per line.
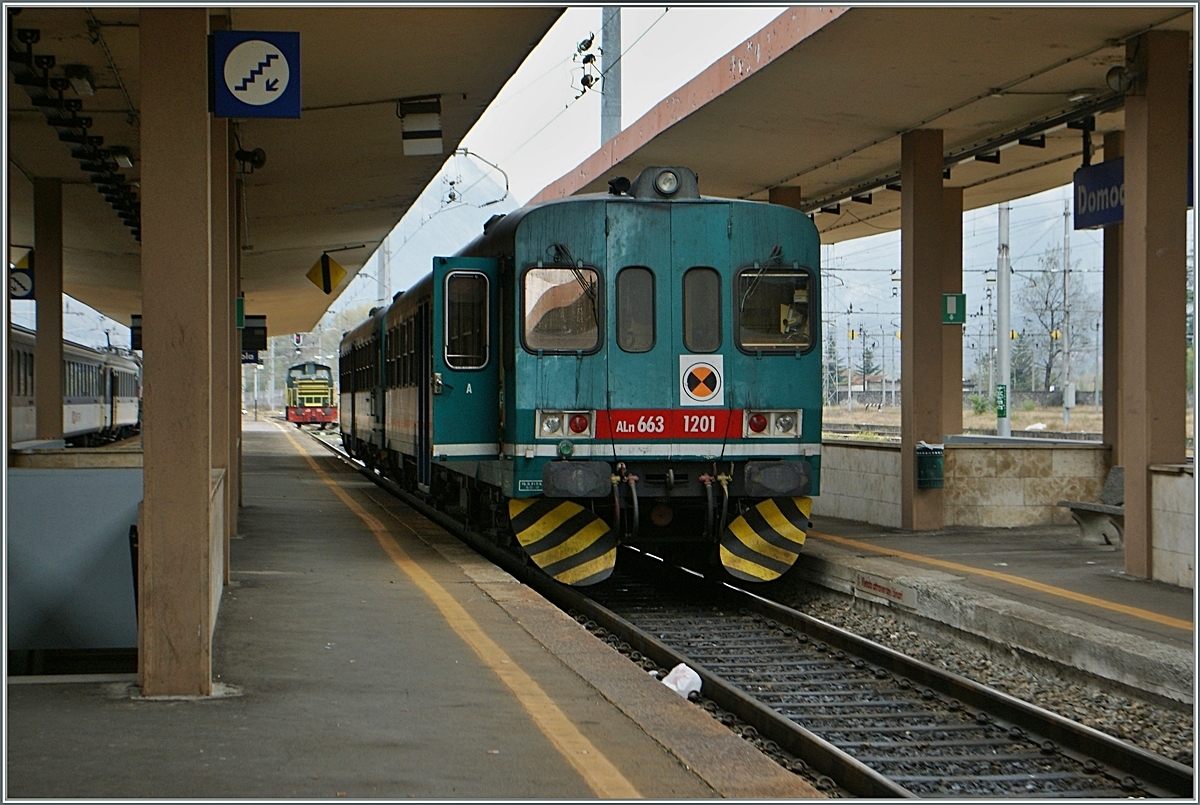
(596, 409), (737, 440)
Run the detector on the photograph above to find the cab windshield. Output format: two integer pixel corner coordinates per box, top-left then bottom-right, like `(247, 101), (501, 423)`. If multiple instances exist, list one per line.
(523, 266), (601, 352)
(736, 267), (813, 352)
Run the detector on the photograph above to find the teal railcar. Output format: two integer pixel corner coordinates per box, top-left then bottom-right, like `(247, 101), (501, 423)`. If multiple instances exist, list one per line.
(341, 166), (821, 586)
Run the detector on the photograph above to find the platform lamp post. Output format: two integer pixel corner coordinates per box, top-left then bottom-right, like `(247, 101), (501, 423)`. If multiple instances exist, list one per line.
(891, 318), (901, 407)
(1049, 328), (1062, 399)
(1095, 320), (1101, 413)
(846, 305), (855, 412)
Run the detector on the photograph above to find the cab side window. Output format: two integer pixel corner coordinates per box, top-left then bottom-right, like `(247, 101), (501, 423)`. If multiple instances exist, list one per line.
(682, 267), (721, 352)
(616, 267), (655, 353)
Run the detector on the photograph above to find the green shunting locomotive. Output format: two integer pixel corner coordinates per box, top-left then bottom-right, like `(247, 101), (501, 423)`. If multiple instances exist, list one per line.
(340, 166), (822, 586)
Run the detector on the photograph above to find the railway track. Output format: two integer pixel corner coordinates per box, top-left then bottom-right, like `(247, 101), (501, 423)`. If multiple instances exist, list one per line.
(310, 432), (1193, 798)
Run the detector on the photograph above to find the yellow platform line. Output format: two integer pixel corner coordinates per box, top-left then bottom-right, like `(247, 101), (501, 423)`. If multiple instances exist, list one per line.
(808, 529), (1193, 633)
(274, 425), (641, 798)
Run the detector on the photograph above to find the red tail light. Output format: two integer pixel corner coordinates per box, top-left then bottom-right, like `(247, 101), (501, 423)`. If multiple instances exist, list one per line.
(569, 414), (590, 434)
(748, 413), (768, 433)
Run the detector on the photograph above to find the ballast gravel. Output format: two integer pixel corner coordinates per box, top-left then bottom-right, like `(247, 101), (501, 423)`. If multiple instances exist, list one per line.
(770, 585), (1194, 768)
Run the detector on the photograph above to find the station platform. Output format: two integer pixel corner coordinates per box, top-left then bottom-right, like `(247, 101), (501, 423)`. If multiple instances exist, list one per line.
(5, 419), (816, 799)
(794, 516), (1194, 705)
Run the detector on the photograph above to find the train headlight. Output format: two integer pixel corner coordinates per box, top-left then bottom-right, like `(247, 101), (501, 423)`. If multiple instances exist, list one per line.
(541, 414), (562, 435)
(568, 414), (590, 434)
(748, 413), (768, 433)
(775, 414), (795, 434)
(654, 169), (680, 196)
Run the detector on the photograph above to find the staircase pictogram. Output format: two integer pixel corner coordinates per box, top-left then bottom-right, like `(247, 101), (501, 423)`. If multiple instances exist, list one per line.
(235, 53), (279, 92)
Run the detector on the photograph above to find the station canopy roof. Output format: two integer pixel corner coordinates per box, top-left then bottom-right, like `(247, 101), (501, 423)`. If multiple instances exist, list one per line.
(534, 6), (1193, 244)
(7, 7), (562, 334)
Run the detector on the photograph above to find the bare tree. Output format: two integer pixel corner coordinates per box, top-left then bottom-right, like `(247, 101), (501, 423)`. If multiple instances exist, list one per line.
(1014, 245), (1097, 391)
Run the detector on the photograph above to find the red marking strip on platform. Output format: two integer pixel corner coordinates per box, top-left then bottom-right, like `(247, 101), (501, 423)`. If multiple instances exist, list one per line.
(596, 409), (740, 440)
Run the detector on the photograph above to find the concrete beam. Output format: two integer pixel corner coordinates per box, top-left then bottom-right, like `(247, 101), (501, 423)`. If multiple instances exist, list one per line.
(942, 187), (963, 437)
(768, 186), (803, 210)
(1120, 30), (1189, 579)
(1102, 131), (1123, 465)
(212, 113), (232, 584)
(900, 129), (945, 530)
(33, 179), (63, 442)
(139, 8), (215, 696)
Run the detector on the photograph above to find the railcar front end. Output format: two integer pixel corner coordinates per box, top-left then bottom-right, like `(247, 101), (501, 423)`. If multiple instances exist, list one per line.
(285, 362), (338, 428)
(338, 166), (822, 588)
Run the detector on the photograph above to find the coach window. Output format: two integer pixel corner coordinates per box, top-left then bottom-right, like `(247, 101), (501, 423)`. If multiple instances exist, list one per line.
(445, 272), (489, 369)
(523, 265), (601, 352)
(682, 267), (721, 352)
(616, 267), (655, 352)
(736, 265), (814, 353)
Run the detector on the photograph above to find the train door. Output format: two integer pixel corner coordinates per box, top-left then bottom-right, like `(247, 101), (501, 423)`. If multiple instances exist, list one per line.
(430, 256), (500, 466)
(107, 368), (117, 432)
(670, 202), (733, 459)
(371, 324), (385, 452)
(604, 202), (672, 456)
(417, 302), (431, 489)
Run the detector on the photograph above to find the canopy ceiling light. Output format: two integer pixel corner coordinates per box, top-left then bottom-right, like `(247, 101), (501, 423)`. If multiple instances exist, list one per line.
(64, 64), (94, 96)
(1105, 65), (1138, 93)
(397, 95), (443, 157)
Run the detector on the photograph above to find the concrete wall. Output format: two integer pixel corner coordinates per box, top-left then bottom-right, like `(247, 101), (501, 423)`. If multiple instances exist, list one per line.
(1150, 465), (1195, 589)
(7, 467), (141, 650)
(813, 440), (1110, 530)
(944, 444), (1108, 527)
(811, 441), (902, 527)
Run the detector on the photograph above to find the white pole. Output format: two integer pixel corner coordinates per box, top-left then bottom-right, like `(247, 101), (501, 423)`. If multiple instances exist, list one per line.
(846, 323), (853, 412)
(1063, 200), (1072, 426)
(601, 8), (622, 144)
(997, 203), (1011, 436)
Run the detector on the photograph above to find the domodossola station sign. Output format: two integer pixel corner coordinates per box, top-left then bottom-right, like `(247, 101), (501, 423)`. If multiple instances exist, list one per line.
(1073, 145), (1192, 230)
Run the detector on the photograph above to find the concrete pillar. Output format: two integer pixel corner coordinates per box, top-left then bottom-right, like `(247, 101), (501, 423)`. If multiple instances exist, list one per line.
(235, 175), (245, 511)
(942, 187), (964, 436)
(1120, 30), (1189, 579)
(139, 8), (214, 696)
(212, 113), (232, 584)
(1102, 131), (1123, 465)
(768, 186), (803, 210)
(228, 128), (241, 547)
(900, 129), (945, 531)
(33, 178), (63, 442)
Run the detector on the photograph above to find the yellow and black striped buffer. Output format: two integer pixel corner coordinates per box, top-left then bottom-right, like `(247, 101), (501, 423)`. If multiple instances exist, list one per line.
(508, 497), (617, 586)
(719, 496), (813, 583)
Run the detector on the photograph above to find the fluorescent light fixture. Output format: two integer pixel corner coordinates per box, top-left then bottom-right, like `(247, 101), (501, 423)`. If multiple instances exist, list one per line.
(64, 64), (94, 96)
(109, 146), (133, 169)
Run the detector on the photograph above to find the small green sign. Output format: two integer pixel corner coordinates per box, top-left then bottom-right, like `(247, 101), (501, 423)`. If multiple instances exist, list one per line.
(996, 383), (1008, 418)
(236, 295), (244, 329)
(942, 293), (966, 324)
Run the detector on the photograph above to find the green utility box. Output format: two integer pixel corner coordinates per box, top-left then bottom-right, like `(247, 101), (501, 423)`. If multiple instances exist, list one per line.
(915, 443), (944, 489)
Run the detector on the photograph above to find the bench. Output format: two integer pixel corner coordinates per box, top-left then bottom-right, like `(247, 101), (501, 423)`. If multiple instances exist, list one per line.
(1058, 466), (1123, 549)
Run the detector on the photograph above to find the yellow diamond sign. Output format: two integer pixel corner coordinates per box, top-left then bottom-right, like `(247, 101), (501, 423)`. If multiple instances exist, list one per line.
(307, 253), (347, 295)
